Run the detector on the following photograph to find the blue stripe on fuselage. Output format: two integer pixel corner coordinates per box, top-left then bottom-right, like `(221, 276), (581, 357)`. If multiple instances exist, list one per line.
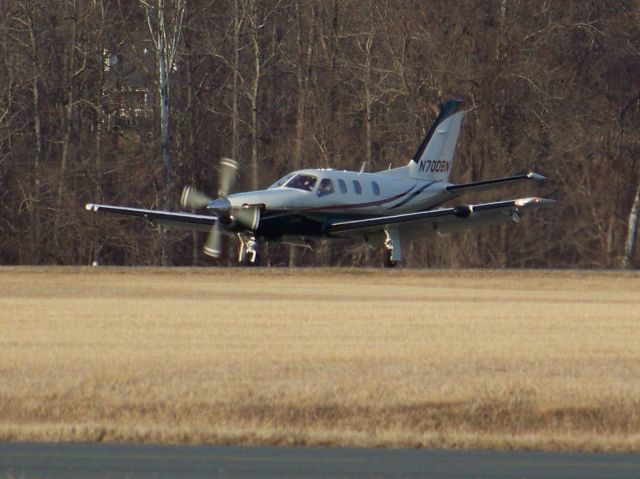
(388, 181), (435, 209)
(302, 184), (416, 213)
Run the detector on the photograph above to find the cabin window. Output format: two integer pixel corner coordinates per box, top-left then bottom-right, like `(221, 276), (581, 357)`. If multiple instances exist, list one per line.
(353, 180), (362, 194)
(317, 178), (335, 197)
(372, 181), (381, 196)
(338, 179), (347, 193)
(285, 174), (317, 191)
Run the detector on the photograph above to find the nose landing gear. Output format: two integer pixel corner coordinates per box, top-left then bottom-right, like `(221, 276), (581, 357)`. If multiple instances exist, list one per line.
(237, 234), (259, 266)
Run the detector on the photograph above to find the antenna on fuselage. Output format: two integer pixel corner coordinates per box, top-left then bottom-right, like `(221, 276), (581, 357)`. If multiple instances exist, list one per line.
(359, 161), (369, 173)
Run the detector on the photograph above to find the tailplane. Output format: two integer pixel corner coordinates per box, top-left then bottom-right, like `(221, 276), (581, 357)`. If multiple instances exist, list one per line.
(408, 99), (465, 182)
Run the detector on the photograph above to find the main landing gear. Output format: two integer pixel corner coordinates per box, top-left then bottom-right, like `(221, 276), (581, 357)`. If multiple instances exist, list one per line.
(383, 247), (397, 268)
(237, 234), (259, 266)
(235, 231), (404, 268)
(382, 227), (401, 268)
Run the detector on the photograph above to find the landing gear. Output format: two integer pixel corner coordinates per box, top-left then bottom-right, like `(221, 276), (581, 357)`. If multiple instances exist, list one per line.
(383, 247), (397, 268)
(237, 234), (259, 266)
(382, 227), (401, 268)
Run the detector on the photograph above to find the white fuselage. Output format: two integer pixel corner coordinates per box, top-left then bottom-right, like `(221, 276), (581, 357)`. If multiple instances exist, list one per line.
(226, 167), (454, 219)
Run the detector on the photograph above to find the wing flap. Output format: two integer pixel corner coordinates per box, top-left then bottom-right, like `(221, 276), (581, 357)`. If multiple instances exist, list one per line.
(85, 203), (216, 233)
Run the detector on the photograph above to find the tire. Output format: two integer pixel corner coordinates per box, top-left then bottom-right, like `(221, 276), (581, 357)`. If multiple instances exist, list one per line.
(241, 252), (260, 267)
(383, 249), (397, 268)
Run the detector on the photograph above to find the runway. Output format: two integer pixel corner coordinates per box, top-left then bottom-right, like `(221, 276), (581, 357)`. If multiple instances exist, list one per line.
(1, 443), (639, 478)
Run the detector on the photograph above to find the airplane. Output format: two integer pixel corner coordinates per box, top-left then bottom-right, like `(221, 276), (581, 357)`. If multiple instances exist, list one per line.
(85, 99), (554, 267)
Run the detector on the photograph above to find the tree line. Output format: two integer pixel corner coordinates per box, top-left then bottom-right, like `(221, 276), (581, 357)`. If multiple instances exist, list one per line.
(1, 0), (639, 268)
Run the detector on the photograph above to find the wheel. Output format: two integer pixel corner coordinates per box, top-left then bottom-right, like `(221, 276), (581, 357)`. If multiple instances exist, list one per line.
(240, 251), (260, 267)
(383, 249), (397, 268)
(247, 253), (260, 267)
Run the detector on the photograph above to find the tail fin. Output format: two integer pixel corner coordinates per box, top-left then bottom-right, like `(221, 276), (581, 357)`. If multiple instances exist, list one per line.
(408, 99), (465, 182)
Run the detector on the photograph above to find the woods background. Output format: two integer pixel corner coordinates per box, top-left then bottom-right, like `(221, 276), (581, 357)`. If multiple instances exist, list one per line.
(1, 0), (639, 268)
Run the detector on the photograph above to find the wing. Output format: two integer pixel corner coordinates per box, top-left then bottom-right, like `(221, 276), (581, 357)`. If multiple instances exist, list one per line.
(328, 197), (554, 242)
(85, 203), (216, 233)
(446, 172), (546, 195)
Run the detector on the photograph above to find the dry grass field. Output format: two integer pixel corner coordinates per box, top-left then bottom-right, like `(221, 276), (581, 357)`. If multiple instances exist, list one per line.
(1, 267), (639, 451)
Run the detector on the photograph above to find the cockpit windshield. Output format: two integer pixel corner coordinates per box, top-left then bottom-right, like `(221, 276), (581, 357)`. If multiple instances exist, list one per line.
(283, 173), (318, 191)
(268, 173), (295, 189)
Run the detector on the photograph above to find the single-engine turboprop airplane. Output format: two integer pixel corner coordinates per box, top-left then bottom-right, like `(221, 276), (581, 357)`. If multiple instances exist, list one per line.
(86, 99), (554, 267)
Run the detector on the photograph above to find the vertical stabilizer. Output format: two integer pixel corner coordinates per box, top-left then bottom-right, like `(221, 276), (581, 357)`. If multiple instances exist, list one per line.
(408, 99), (465, 182)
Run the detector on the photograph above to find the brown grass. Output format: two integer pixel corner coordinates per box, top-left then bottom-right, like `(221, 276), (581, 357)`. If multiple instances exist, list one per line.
(1, 267), (640, 451)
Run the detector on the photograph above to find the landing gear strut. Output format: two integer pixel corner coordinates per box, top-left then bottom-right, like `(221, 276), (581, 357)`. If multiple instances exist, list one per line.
(383, 227), (401, 268)
(237, 234), (259, 266)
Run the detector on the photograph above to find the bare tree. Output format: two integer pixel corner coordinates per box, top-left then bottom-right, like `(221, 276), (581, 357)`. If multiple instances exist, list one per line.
(17, 0), (44, 262)
(52, 0), (88, 254)
(230, 0), (241, 166)
(288, 0), (316, 267)
(0, 0), (639, 268)
(141, 0), (186, 263)
(243, 0), (279, 191)
(623, 186), (640, 268)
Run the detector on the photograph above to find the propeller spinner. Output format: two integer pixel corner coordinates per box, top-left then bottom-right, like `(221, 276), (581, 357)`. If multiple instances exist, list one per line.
(180, 158), (261, 258)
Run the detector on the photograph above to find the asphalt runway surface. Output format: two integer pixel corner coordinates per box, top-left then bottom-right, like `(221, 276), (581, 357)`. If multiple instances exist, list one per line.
(1, 443), (639, 478)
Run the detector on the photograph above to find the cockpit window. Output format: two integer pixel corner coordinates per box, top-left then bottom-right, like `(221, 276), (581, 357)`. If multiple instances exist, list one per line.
(269, 173), (295, 189)
(317, 178), (335, 197)
(284, 173), (318, 191)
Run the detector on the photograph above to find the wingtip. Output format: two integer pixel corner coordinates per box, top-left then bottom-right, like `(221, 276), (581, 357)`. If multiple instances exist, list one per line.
(514, 197), (556, 207)
(539, 198), (556, 207)
(85, 203), (96, 211)
(526, 172), (546, 181)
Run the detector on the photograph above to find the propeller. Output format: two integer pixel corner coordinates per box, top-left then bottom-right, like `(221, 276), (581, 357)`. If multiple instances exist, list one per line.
(203, 222), (223, 258)
(181, 158), (260, 258)
(180, 186), (212, 210)
(218, 157), (239, 197)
